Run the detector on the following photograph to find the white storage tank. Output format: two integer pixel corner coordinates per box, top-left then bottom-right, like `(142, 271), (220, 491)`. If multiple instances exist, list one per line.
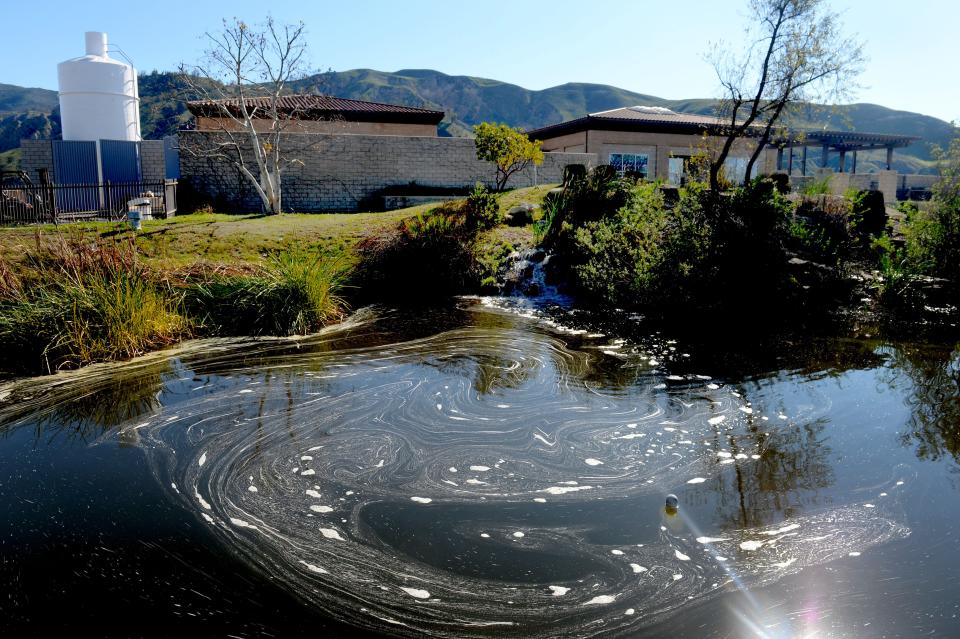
(57, 32), (141, 142)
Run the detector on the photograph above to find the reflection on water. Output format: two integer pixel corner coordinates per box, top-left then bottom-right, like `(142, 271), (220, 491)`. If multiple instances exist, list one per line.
(0, 301), (957, 637)
(885, 343), (960, 467)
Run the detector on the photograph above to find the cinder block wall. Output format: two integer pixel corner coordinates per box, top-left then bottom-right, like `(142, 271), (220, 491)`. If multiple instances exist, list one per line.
(20, 139), (54, 183)
(178, 131), (597, 212)
(141, 140), (166, 183)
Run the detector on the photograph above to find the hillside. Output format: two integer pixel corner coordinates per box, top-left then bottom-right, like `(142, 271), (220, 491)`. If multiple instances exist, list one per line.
(1, 69), (954, 174)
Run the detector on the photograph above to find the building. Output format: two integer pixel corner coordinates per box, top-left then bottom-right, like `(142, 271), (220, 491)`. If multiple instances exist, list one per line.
(186, 95), (445, 137)
(527, 106), (777, 185)
(528, 105), (920, 197)
(178, 94), (588, 212)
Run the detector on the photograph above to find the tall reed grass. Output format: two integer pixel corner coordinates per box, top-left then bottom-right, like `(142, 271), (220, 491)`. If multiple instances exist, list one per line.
(1, 232), (350, 374)
(185, 247), (347, 336)
(0, 232), (188, 373)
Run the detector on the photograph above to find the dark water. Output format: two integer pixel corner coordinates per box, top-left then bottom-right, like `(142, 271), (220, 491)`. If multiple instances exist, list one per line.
(1, 299), (958, 638)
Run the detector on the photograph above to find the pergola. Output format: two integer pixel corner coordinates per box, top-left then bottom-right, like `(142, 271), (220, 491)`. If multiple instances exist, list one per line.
(773, 130), (918, 175)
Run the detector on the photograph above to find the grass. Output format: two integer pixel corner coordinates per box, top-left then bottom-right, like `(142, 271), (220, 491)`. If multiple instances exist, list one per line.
(0, 235), (188, 374)
(0, 184), (557, 270)
(0, 186), (555, 374)
(184, 248), (348, 336)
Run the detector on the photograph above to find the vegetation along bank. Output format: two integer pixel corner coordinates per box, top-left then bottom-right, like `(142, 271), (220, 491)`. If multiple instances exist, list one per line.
(1, 133), (958, 376)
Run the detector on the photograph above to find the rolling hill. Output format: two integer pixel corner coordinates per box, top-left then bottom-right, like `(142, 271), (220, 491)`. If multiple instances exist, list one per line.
(1, 69), (954, 174)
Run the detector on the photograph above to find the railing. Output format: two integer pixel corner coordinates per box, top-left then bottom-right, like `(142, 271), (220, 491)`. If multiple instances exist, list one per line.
(0, 180), (178, 225)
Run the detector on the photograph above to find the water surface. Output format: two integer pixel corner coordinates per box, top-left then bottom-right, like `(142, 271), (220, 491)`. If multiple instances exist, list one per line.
(1, 300), (958, 637)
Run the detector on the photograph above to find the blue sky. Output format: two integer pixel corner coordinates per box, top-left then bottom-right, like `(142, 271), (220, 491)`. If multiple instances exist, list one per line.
(4, 0), (958, 123)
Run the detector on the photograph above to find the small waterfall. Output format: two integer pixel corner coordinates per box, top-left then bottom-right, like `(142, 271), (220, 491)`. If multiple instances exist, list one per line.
(499, 248), (569, 306)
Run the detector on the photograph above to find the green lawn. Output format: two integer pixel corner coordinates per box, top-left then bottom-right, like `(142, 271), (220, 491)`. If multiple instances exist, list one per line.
(0, 185), (556, 271)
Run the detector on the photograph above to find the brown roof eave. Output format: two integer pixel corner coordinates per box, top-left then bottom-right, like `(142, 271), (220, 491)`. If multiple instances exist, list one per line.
(187, 104), (443, 125)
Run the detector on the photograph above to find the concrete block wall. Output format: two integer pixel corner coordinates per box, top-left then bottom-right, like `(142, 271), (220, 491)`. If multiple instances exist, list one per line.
(19, 139), (53, 183)
(791, 169), (902, 203)
(179, 131), (596, 212)
(141, 140), (166, 183)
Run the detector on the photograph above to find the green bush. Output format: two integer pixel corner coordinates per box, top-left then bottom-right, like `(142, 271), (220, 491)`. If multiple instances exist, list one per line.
(464, 182), (502, 230)
(540, 165), (634, 248)
(768, 172), (791, 195)
(563, 182), (711, 309)
(562, 164), (587, 186)
(355, 210), (481, 300)
(788, 217), (847, 263)
(849, 190), (887, 239)
(897, 134), (960, 288)
(556, 176), (796, 315)
(801, 176), (832, 196)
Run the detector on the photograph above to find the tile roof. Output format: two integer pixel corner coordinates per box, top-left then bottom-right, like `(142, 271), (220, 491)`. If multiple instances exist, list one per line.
(187, 94), (444, 124)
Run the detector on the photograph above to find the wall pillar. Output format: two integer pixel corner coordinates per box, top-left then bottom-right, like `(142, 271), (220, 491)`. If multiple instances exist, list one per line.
(878, 169), (898, 204)
(830, 171), (850, 196)
(655, 146), (671, 181)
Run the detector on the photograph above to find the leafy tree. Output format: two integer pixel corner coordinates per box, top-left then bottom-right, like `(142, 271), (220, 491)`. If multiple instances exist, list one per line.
(473, 122), (544, 192)
(709, 0), (865, 192)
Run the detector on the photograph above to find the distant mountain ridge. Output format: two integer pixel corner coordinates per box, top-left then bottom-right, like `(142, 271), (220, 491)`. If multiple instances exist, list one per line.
(1, 68), (954, 174)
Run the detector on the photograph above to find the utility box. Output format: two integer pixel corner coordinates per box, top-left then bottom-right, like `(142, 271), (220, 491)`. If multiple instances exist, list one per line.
(127, 196), (151, 229)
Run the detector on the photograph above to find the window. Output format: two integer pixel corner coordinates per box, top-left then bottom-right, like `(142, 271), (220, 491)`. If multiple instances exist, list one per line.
(609, 153), (648, 178)
(723, 156), (749, 185)
(669, 157), (687, 185)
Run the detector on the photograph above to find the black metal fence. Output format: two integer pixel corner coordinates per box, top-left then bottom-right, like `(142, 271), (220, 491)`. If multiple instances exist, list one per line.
(0, 180), (178, 225)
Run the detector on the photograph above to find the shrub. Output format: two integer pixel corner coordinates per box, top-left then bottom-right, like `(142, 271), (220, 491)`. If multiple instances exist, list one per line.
(355, 210), (481, 300)
(705, 178), (794, 300)
(788, 217), (847, 263)
(897, 134), (960, 288)
(464, 182), (502, 230)
(869, 234), (924, 310)
(563, 182), (712, 309)
(802, 176), (832, 196)
(849, 190), (887, 239)
(791, 194), (861, 263)
(562, 164), (587, 186)
(768, 172), (791, 195)
(556, 176), (797, 316)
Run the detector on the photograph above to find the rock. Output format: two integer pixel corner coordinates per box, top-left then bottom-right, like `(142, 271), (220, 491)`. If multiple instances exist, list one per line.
(506, 203), (537, 226)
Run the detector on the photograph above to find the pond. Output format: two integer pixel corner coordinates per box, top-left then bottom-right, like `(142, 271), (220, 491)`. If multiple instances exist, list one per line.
(1, 299), (958, 637)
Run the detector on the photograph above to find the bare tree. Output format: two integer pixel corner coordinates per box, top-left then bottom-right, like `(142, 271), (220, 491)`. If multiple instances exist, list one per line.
(178, 18), (312, 214)
(709, 0), (865, 192)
